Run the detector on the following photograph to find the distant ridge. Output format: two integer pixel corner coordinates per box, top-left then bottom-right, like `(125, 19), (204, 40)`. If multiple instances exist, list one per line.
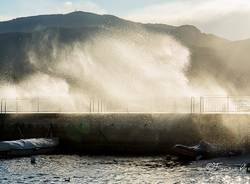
(0, 11), (133, 33)
(0, 11), (250, 94)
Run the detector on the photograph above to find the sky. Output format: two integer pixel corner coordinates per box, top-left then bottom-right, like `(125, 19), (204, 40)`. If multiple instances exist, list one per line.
(1, 0), (250, 40)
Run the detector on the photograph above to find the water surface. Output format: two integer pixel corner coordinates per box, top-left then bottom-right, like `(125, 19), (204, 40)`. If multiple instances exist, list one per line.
(0, 155), (249, 183)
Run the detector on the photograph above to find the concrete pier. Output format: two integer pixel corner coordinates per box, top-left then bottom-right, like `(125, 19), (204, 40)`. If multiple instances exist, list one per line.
(0, 113), (249, 154)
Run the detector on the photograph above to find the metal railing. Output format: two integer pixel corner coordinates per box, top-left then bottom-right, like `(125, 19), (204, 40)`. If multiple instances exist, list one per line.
(202, 96), (250, 113)
(1, 96), (250, 114)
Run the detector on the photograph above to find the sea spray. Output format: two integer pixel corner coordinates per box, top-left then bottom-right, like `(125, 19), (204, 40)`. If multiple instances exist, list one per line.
(0, 28), (227, 112)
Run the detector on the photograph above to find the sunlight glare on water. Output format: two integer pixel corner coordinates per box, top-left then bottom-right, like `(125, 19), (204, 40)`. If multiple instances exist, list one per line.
(0, 155), (249, 184)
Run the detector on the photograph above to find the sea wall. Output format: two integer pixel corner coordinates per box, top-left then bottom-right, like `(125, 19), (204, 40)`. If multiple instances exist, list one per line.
(0, 113), (249, 154)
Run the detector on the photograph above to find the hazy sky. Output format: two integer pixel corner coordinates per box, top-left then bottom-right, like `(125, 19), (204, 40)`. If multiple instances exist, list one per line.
(1, 0), (250, 40)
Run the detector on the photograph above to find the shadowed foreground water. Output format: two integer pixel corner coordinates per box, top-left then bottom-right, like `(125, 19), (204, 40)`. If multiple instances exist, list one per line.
(0, 155), (249, 183)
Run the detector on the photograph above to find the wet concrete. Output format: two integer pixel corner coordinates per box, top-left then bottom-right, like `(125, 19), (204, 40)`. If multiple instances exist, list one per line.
(0, 113), (249, 154)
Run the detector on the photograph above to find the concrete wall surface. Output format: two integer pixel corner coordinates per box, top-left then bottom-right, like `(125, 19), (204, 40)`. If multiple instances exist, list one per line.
(0, 113), (249, 154)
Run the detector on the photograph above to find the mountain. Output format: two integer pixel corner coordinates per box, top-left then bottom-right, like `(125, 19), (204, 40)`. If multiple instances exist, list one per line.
(0, 11), (250, 95)
(0, 11), (126, 33)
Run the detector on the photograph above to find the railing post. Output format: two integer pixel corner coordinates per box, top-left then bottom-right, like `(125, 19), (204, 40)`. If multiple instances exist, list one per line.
(16, 98), (18, 113)
(103, 100), (105, 113)
(98, 99), (100, 113)
(37, 97), (40, 113)
(191, 97), (195, 114)
(90, 99), (92, 113)
(102, 100), (104, 113)
(100, 100), (102, 113)
(191, 97), (192, 113)
(193, 97), (195, 113)
(4, 99), (6, 113)
(200, 96), (204, 113)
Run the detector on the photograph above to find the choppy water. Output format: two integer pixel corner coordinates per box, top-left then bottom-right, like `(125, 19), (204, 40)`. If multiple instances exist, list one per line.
(0, 155), (249, 184)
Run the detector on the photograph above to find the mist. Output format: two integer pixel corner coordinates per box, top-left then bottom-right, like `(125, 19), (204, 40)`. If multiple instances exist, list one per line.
(0, 28), (229, 112)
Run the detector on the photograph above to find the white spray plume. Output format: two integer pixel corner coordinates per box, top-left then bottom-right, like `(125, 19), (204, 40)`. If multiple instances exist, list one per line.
(0, 29), (228, 112)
